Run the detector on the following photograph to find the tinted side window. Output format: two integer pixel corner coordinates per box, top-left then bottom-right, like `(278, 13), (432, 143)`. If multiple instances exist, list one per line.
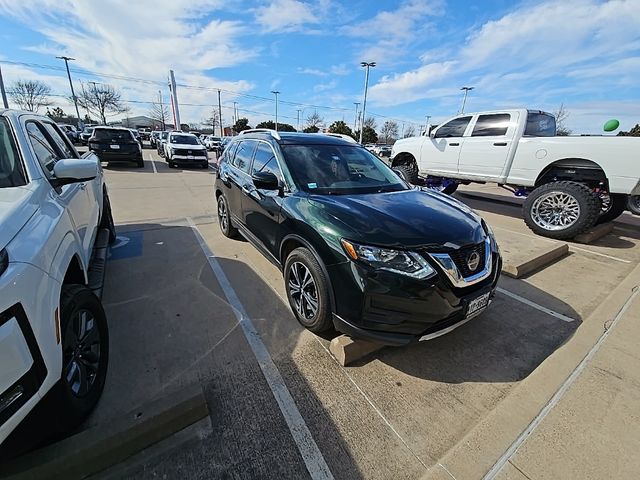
(42, 122), (77, 158)
(251, 142), (281, 179)
(471, 114), (511, 137)
(232, 141), (255, 174)
(26, 122), (60, 180)
(223, 141), (239, 164)
(434, 116), (471, 138)
(525, 113), (556, 137)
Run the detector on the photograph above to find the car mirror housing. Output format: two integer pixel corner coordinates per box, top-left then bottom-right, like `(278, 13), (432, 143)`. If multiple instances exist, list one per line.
(252, 171), (279, 190)
(52, 158), (99, 187)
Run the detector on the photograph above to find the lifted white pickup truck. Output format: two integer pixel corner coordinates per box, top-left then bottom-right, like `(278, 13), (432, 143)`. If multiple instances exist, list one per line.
(0, 109), (115, 446)
(391, 109), (640, 239)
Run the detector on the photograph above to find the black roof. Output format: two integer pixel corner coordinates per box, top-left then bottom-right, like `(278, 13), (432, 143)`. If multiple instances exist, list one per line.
(238, 131), (358, 146)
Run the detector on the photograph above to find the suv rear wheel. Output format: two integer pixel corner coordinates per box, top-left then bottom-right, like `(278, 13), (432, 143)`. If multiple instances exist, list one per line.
(523, 181), (600, 239)
(217, 194), (238, 238)
(284, 247), (333, 333)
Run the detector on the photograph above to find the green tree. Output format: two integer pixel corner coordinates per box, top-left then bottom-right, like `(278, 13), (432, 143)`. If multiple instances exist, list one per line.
(328, 120), (354, 138)
(255, 120), (296, 132)
(303, 125), (320, 133)
(47, 106), (66, 123)
(617, 124), (640, 136)
(355, 126), (378, 144)
(233, 117), (251, 133)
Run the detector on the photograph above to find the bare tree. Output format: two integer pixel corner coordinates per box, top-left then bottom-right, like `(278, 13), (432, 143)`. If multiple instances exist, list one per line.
(403, 125), (416, 138)
(149, 101), (169, 130)
(554, 103), (572, 136)
(76, 83), (128, 125)
(202, 109), (219, 134)
(363, 116), (377, 130)
(305, 111), (324, 129)
(9, 80), (52, 112)
(380, 120), (399, 144)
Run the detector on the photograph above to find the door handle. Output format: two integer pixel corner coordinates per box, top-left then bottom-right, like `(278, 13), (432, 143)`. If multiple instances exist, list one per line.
(449, 142), (460, 146)
(493, 142), (508, 146)
(79, 183), (86, 190)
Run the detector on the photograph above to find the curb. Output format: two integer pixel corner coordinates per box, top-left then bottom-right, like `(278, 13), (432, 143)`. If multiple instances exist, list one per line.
(502, 243), (569, 278)
(2, 383), (208, 480)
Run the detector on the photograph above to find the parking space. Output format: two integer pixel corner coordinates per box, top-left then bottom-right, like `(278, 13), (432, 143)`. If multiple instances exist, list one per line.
(47, 149), (631, 480)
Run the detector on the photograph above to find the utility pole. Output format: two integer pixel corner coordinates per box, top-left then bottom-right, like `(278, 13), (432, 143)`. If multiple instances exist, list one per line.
(168, 70), (181, 130)
(232, 101), (238, 127)
(296, 109), (302, 131)
(0, 66), (8, 109)
(459, 87), (474, 114)
(359, 62), (376, 144)
(271, 90), (280, 132)
(217, 90), (223, 137)
(56, 56), (82, 128)
(158, 90), (166, 130)
(353, 102), (360, 134)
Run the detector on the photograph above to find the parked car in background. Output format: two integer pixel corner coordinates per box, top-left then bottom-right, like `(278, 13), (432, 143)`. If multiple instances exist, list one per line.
(138, 128), (151, 141)
(215, 130), (501, 345)
(157, 131), (170, 156)
(378, 145), (392, 157)
(0, 109), (114, 445)
(391, 109), (640, 239)
(164, 132), (208, 169)
(58, 124), (79, 144)
(150, 131), (161, 148)
(89, 127), (144, 168)
(80, 126), (95, 145)
(129, 129), (144, 149)
(204, 135), (222, 152)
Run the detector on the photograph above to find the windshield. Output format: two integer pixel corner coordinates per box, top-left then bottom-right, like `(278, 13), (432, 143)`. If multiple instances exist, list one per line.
(161, 132), (169, 140)
(525, 112), (557, 136)
(282, 144), (407, 195)
(170, 134), (199, 145)
(0, 118), (27, 188)
(83, 127), (94, 134)
(93, 129), (134, 142)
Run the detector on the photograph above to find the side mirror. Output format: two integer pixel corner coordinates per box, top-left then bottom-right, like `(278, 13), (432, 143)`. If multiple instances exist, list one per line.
(52, 158), (99, 187)
(252, 171), (279, 190)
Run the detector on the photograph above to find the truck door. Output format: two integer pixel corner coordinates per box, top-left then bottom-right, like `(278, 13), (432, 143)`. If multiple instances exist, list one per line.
(420, 116), (472, 175)
(457, 112), (519, 180)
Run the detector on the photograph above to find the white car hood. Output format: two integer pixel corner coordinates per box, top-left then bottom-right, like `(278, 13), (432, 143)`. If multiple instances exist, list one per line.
(0, 184), (39, 251)
(170, 143), (206, 150)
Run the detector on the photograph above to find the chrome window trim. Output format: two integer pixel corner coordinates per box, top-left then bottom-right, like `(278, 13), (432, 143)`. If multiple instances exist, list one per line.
(429, 236), (492, 287)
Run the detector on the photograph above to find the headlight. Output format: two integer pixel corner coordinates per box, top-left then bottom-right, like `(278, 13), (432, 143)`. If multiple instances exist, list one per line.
(341, 239), (435, 279)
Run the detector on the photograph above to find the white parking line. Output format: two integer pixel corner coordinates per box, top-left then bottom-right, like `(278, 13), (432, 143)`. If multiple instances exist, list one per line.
(146, 154), (158, 174)
(492, 225), (631, 264)
(484, 286), (639, 479)
(186, 217), (334, 480)
(497, 287), (577, 323)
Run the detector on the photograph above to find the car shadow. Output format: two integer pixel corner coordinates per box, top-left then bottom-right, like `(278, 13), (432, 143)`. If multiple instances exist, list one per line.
(455, 192), (638, 249)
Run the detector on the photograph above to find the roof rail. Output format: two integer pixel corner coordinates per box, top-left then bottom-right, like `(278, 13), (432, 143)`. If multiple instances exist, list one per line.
(238, 128), (281, 140)
(322, 132), (359, 144)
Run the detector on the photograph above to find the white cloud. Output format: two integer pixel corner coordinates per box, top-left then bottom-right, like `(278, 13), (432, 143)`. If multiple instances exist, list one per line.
(254, 0), (319, 33)
(313, 80), (337, 92)
(298, 64), (350, 77)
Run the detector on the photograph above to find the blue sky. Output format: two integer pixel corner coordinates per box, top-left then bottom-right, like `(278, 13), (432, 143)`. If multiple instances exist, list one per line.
(1, 0), (639, 134)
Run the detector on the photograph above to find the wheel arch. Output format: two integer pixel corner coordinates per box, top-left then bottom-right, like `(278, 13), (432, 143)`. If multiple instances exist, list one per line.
(63, 254), (88, 286)
(535, 158), (608, 188)
(391, 152), (417, 169)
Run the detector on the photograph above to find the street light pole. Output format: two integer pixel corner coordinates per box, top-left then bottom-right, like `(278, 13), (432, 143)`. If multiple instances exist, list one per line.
(358, 62), (376, 144)
(297, 109), (302, 131)
(271, 90), (280, 132)
(56, 56), (82, 128)
(459, 86), (474, 114)
(353, 102), (360, 134)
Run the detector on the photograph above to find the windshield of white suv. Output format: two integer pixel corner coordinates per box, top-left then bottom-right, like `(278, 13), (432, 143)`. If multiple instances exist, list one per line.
(170, 134), (199, 145)
(0, 118), (27, 188)
(282, 144), (407, 195)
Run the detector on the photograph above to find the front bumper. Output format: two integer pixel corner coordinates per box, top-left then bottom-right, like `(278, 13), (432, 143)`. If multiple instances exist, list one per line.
(170, 154), (208, 164)
(328, 249), (502, 346)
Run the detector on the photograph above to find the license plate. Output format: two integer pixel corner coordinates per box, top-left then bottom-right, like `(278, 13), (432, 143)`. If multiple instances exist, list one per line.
(466, 292), (491, 319)
(110, 144), (120, 149)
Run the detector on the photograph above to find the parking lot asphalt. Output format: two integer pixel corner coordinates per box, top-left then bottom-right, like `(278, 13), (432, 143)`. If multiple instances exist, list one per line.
(10, 145), (639, 480)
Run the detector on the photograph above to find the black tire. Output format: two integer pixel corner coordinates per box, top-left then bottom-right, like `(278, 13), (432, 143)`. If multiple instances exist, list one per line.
(53, 284), (109, 430)
(523, 181), (600, 239)
(596, 193), (628, 224)
(627, 195), (640, 215)
(284, 247), (333, 333)
(217, 194), (238, 238)
(100, 193), (117, 244)
(393, 164), (418, 184)
(201, 162), (208, 169)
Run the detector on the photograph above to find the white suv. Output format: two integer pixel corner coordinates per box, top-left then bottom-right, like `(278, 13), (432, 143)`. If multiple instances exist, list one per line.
(0, 109), (114, 445)
(164, 132), (208, 169)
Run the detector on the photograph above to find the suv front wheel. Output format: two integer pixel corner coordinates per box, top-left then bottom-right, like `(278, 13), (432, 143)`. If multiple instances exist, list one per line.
(284, 247), (333, 333)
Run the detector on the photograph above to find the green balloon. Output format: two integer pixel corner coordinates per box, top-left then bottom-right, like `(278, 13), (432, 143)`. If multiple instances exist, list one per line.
(603, 119), (620, 132)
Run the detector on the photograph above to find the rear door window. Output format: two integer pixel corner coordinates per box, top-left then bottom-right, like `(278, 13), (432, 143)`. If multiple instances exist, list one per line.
(471, 114), (511, 137)
(434, 116), (472, 138)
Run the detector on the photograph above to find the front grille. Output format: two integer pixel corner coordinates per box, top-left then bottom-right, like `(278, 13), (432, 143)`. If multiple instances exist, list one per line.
(448, 242), (485, 278)
(174, 148), (206, 157)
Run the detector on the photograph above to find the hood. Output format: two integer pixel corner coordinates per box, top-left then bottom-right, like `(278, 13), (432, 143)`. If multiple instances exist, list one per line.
(307, 188), (485, 249)
(0, 185), (39, 251)
(170, 143), (206, 150)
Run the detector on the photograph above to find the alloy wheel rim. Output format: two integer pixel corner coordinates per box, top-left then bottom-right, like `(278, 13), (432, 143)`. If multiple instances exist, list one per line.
(531, 191), (581, 231)
(288, 262), (318, 319)
(62, 309), (101, 398)
(218, 198), (228, 231)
